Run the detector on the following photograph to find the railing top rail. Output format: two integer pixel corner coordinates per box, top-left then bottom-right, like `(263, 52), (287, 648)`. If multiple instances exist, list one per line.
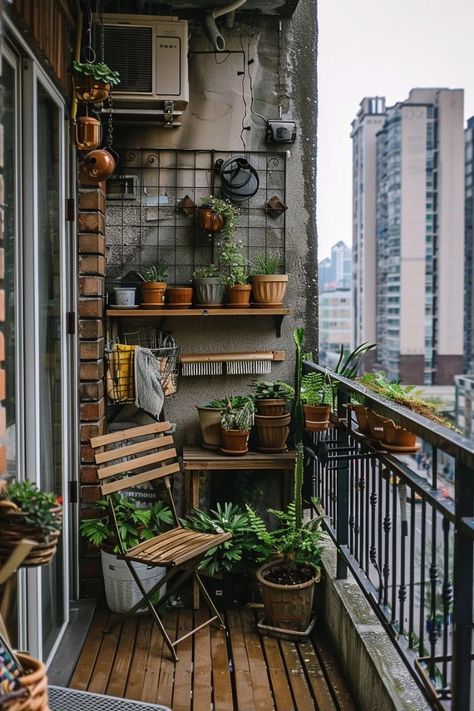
(304, 360), (474, 469)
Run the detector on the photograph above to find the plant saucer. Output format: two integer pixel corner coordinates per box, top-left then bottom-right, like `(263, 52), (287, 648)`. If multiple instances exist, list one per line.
(220, 447), (248, 456)
(380, 441), (421, 454)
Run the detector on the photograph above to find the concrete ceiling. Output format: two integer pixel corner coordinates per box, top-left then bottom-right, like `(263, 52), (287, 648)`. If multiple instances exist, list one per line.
(103, 1), (300, 18)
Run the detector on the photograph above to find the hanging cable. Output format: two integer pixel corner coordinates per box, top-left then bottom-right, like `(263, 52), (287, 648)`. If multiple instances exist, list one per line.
(239, 31), (250, 150)
(247, 33), (268, 125)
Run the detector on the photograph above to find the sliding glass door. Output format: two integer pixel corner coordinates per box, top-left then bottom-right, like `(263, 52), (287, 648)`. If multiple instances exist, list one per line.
(2, 36), (74, 661)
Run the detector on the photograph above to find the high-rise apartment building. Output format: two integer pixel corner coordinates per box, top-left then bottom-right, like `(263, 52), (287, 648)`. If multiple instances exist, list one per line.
(351, 97), (387, 369)
(352, 89), (465, 384)
(465, 116), (474, 372)
(318, 241), (352, 366)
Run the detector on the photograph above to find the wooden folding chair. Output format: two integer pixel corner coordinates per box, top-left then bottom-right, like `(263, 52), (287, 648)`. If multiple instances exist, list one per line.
(90, 421), (232, 662)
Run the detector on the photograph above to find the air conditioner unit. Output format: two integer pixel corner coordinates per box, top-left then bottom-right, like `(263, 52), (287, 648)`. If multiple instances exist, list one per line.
(95, 14), (189, 124)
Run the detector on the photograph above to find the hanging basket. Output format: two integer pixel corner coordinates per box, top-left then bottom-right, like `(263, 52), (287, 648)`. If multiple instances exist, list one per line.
(1, 652), (49, 711)
(73, 75), (111, 103)
(0, 501), (62, 567)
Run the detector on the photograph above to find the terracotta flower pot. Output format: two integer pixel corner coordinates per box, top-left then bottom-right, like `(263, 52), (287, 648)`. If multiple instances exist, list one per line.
(141, 281), (167, 307)
(383, 421), (417, 448)
(303, 404), (331, 431)
(367, 411), (390, 441)
(255, 399), (286, 416)
(193, 278), (226, 307)
(199, 207), (224, 233)
(220, 428), (250, 455)
(226, 284), (252, 308)
(256, 561), (320, 632)
(6, 652), (49, 711)
(348, 404), (370, 434)
(196, 406), (222, 450)
(166, 286), (193, 309)
(73, 76), (111, 103)
(251, 274), (288, 308)
(255, 413), (291, 452)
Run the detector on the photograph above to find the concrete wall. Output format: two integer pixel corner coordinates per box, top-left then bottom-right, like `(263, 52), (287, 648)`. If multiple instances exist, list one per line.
(108, 4), (318, 445)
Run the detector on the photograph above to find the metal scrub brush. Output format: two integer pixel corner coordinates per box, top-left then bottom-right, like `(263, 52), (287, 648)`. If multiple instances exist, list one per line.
(180, 351), (285, 376)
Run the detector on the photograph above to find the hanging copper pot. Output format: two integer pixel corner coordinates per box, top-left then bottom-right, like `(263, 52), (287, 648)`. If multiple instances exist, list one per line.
(73, 116), (101, 151)
(80, 149), (115, 183)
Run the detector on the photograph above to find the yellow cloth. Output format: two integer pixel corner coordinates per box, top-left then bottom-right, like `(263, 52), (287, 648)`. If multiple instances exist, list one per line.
(106, 344), (136, 402)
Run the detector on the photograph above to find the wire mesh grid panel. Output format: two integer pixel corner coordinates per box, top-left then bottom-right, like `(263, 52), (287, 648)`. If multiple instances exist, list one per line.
(105, 149), (287, 284)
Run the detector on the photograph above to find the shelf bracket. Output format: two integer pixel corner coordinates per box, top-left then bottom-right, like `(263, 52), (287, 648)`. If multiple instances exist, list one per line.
(274, 315), (284, 338)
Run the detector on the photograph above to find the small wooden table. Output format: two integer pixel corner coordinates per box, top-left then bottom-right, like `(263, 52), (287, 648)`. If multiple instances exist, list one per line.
(182, 445), (296, 512)
(182, 446), (296, 608)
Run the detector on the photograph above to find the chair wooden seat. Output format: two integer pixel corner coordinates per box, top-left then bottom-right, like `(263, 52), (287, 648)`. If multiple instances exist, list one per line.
(90, 421), (232, 663)
(126, 527), (232, 566)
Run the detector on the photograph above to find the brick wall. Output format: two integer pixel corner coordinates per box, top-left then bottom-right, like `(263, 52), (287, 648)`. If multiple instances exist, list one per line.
(78, 177), (107, 594)
(0, 11), (6, 488)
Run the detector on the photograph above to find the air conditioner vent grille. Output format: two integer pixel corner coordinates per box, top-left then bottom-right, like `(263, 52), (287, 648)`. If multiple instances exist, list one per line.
(103, 26), (153, 93)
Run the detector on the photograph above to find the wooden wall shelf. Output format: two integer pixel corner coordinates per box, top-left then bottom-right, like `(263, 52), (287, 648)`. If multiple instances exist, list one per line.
(106, 307), (291, 337)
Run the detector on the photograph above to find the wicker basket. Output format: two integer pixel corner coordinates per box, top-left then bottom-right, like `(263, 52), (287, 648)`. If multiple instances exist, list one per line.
(0, 501), (62, 567)
(2, 652), (49, 711)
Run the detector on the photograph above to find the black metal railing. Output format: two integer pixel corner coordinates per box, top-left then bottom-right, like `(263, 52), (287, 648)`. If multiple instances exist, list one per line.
(303, 362), (474, 711)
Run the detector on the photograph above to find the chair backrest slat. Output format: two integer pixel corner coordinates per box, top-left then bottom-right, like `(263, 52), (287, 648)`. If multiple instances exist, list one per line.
(90, 421), (171, 449)
(97, 444), (176, 480)
(100, 462), (180, 496)
(95, 435), (172, 464)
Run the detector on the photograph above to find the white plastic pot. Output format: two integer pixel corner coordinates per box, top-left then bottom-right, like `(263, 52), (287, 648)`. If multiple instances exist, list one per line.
(114, 287), (136, 306)
(101, 549), (166, 614)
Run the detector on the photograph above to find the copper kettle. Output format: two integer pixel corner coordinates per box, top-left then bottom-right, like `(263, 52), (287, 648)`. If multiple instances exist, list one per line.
(80, 149), (116, 183)
(73, 116), (101, 151)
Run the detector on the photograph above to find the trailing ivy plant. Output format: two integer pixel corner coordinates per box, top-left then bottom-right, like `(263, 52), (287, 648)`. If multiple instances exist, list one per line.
(201, 196), (240, 241)
(1, 480), (62, 538)
(80, 494), (173, 553)
(71, 61), (120, 86)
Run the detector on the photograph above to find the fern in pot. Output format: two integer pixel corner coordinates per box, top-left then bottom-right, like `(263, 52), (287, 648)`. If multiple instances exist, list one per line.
(301, 371), (333, 431)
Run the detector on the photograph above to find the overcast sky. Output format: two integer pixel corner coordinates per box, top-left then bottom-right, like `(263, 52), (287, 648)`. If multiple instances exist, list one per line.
(317, 0), (474, 261)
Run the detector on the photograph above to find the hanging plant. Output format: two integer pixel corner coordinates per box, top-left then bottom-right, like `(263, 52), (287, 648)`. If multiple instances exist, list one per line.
(72, 61), (120, 103)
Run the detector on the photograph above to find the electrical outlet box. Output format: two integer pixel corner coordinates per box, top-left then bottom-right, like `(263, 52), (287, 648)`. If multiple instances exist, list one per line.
(266, 120), (297, 144)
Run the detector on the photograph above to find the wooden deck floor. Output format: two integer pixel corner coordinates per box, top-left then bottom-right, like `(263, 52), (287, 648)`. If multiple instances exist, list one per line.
(70, 606), (356, 711)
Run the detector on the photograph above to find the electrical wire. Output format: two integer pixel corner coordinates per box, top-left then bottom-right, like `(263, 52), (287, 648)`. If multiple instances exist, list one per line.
(239, 31), (249, 150)
(247, 33), (268, 125)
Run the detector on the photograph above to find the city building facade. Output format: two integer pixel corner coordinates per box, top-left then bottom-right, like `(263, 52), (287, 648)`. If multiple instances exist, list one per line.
(319, 288), (352, 368)
(353, 89), (465, 384)
(465, 116), (474, 373)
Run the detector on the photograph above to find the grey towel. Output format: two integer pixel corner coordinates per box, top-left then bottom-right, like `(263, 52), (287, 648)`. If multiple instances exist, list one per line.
(134, 347), (165, 420)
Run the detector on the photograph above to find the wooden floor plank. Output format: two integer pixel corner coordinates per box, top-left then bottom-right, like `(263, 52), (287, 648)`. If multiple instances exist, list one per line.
(210, 618), (233, 711)
(87, 617), (121, 694)
(172, 609), (193, 711)
(280, 639), (316, 711)
(312, 628), (357, 711)
(227, 608), (256, 710)
(69, 608), (108, 691)
(155, 611), (177, 709)
(106, 617), (138, 697)
(141, 619), (167, 703)
(261, 634), (295, 711)
(300, 639), (338, 711)
(192, 609), (212, 711)
(125, 616), (153, 700)
(240, 609), (274, 711)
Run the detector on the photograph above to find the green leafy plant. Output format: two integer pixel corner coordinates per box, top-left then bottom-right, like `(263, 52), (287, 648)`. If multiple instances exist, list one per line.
(1, 480), (62, 539)
(220, 395), (255, 432)
(193, 264), (223, 280)
(71, 61), (120, 86)
(250, 380), (295, 402)
(224, 264), (249, 288)
(252, 250), (283, 275)
(182, 502), (270, 576)
(139, 263), (168, 282)
(333, 341), (376, 378)
(80, 494), (173, 553)
(357, 371), (457, 430)
(201, 196), (240, 240)
(246, 503), (324, 568)
(300, 371), (333, 406)
(206, 395), (251, 409)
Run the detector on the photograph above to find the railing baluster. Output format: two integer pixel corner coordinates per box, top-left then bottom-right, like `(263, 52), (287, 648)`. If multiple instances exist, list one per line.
(335, 386), (348, 580)
(398, 483), (408, 636)
(391, 467), (398, 629)
(383, 467), (391, 610)
(408, 490), (415, 649)
(441, 515), (452, 695)
(418, 498), (427, 659)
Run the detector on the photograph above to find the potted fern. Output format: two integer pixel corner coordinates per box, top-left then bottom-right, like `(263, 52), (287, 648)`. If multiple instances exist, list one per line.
(300, 371), (333, 431)
(220, 395), (255, 455)
(138, 263), (168, 307)
(250, 250), (288, 308)
(248, 328), (324, 636)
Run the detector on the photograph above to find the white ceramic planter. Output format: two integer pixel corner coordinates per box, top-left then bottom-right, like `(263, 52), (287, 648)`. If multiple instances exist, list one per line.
(101, 549), (166, 614)
(114, 287), (137, 306)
